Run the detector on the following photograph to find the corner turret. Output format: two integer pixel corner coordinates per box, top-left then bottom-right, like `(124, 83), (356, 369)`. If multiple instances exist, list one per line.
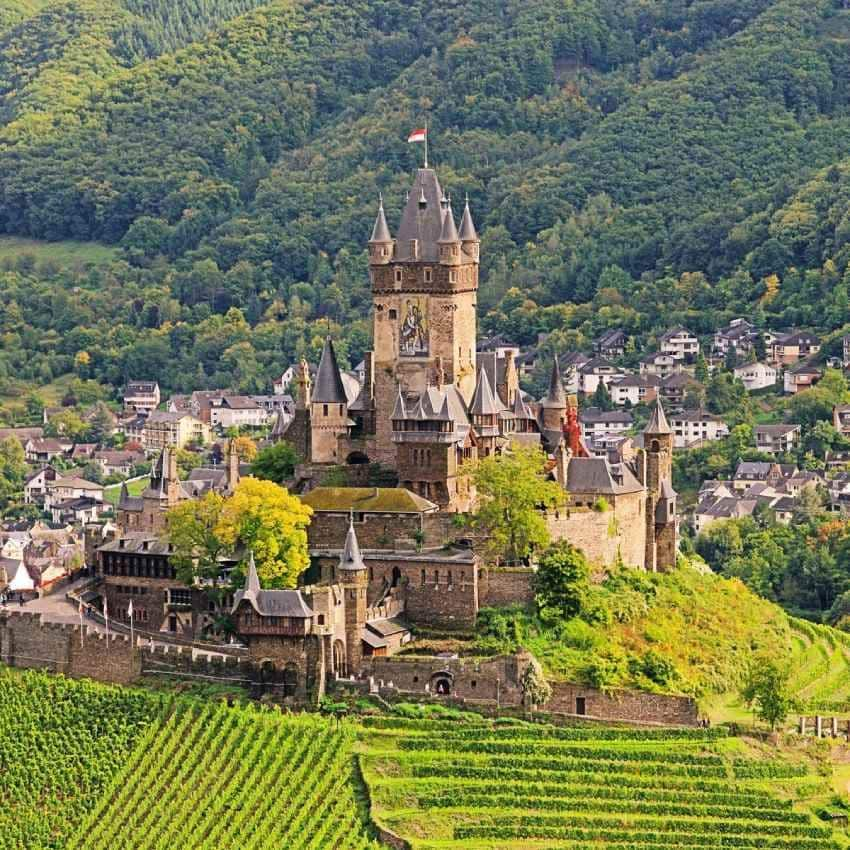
(438, 201), (462, 266)
(368, 195), (394, 266)
(459, 196), (480, 264)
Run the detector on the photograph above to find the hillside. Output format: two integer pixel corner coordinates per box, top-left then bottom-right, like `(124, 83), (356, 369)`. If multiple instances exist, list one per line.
(3, 668), (848, 850)
(2, 0), (850, 399)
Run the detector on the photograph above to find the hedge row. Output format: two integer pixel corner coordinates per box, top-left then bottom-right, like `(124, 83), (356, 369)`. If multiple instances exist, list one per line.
(398, 737), (723, 765)
(418, 793), (806, 823)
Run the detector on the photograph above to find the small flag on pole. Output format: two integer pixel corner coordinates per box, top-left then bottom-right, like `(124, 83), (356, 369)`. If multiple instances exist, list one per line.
(78, 599), (84, 647)
(103, 597), (109, 645)
(407, 128), (427, 143)
(127, 599), (134, 647)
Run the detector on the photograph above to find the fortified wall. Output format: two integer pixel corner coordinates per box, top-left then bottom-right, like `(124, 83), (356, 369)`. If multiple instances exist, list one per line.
(363, 654), (699, 726)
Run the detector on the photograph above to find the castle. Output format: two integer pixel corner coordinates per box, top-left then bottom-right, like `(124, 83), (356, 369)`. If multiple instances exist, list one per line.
(281, 165), (678, 571)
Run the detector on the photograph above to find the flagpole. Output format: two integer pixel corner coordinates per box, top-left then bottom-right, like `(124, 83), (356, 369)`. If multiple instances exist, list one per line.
(424, 120), (429, 169)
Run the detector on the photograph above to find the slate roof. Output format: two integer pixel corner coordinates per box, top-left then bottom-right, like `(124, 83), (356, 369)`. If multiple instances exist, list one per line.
(580, 408), (634, 425)
(369, 198), (392, 243)
(232, 553), (314, 617)
(339, 520), (366, 572)
(470, 368), (503, 416)
(438, 202), (460, 244)
(312, 338), (348, 404)
(395, 169), (445, 262)
(458, 199), (479, 242)
(566, 457), (644, 495)
(645, 399), (671, 435)
(755, 424), (800, 437)
(540, 359), (566, 409)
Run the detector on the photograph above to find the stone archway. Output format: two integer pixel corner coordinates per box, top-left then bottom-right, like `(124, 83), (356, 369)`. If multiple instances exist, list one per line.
(333, 640), (346, 677)
(391, 566), (402, 588)
(346, 451), (369, 465)
(430, 671), (453, 696)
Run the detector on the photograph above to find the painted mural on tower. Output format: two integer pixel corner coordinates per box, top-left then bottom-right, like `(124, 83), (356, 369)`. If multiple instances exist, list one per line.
(400, 297), (429, 356)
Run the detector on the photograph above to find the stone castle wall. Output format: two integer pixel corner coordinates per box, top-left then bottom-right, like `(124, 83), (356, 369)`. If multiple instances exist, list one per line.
(478, 567), (536, 608)
(548, 492), (647, 568)
(364, 654), (699, 726)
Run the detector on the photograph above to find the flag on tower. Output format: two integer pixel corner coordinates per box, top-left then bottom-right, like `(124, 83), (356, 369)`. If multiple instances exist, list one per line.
(407, 128), (427, 143)
(127, 599), (133, 620)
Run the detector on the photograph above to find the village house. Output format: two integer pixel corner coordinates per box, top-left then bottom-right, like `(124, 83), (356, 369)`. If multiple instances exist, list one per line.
(659, 327), (700, 362)
(755, 424), (801, 455)
(561, 352), (592, 394)
(731, 461), (795, 492)
(593, 328), (627, 358)
(714, 319), (756, 357)
(94, 449), (146, 478)
(771, 331), (821, 366)
(23, 466), (57, 505)
(578, 357), (625, 395)
(209, 395), (268, 430)
(44, 476), (104, 511)
(50, 497), (103, 526)
(123, 380), (161, 413)
(579, 407), (634, 441)
(734, 361), (777, 391)
(142, 411), (211, 453)
(659, 372), (701, 406)
(784, 361), (822, 394)
(24, 437), (71, 463)
(669, 409), (729, 449)
(609, 374), (661, 407)
(639, 352), (679, 378)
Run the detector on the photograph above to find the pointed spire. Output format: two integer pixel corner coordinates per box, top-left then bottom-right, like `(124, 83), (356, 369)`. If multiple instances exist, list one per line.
(391, 385), (407, 420)
(118, 481), (131, 509)
(339, 516), (366, 571)
(369, 194), (392, 243)
(459, 195), (479, 242)
(512, 389), (532, 419)
(645, 397), (672, 435)
(470, 368), (502, 415)
(541, 358), (566, 408)
(312, 338), (347, 404)
(438, 202), (460, 244)
(418, 186), (427, 208)
(245, 551), (261, 596)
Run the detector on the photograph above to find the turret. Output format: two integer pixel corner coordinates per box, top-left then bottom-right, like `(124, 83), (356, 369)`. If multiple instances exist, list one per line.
(540, 358), (567, 432)
(368, 195), (393, 266)
(295, 358), (311, 411)
(310, 338), (349, 464)
(338, 517), (368, 675)
(438, 201), (462, 266)
(459, 195), (480, 264)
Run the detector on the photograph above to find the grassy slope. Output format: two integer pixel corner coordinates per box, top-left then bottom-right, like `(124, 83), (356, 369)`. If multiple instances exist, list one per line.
(359, 716), (844, 850)
(103, 475), (146, 505)
(0, 235), (117, 265)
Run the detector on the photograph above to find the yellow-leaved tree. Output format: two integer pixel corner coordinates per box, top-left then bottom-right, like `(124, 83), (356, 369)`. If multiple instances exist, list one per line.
(216, 478), (313, 588)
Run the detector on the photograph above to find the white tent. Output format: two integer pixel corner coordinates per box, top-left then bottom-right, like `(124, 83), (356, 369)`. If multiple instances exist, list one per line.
(8, 561), (35, 592)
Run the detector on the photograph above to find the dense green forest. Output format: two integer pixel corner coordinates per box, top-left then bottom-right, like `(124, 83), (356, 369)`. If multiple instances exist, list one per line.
(2, 0), (850, 405)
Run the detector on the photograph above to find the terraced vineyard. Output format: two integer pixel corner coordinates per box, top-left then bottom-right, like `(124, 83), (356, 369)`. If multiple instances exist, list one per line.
(789, 619), (850, 713)
(68, 703), (380, 850)
(360, 716), (842, 850)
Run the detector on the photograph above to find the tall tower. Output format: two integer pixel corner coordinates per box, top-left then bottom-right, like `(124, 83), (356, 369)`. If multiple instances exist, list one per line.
(310, 338), (349, 464)
(639, 398), (677, 571)
(369, 170), (480, 463)
(540, 358), (567, 434)
(335, 518), (368, 675)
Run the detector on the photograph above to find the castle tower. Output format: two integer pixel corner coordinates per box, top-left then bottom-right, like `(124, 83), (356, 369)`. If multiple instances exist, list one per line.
(370, 169), (479, 463)
(295, 358), (311, 410)
(336, 517), (368, 675)
(310, 338), (349, 464)
(540, 358), (567, 432)
(639, 398), (677, 572)
(279, 358), (312, 461)
(226, 437), (241, 494)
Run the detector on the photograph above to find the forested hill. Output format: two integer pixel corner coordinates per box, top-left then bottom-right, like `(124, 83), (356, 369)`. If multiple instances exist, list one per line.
(2, 0), (850, 398)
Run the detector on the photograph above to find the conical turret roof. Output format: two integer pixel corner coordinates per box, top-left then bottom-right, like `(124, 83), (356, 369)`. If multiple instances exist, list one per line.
(459, 197), (479, 242)
(438, 201), (460, 244)
(540, 358), (566, 409)
(470, 367), (502, 416)
(245, 551), (261, 597)
(270, 408), (287, 437)
(645, 397), (672, 435)
(391, 386), (407, 419)
(312, 338), (347, 404)
(369, 196), (392, 243)
(339, 518), (366, 571)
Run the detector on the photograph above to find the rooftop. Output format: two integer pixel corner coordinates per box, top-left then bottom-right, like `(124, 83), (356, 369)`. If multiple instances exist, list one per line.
(301, 487), (438, 514)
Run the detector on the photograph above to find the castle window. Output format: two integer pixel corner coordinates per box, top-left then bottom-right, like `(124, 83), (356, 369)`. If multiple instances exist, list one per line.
(413, 675), (419, 683)
(395, 269), (403, 284)
(447, 570), (453, 588)
(318, 614), (325, 625)
(434, 569), (439, 584)
(339, 404), (344, 415)
(424, 267), (432, 283)
(389, 308), (397, 320)
(323, 404), (328, 416)
(421, 569), (426, 585)
(369, 566), (374, 581)
(449, 270), (457, 283)
(471, 680), (477, 688)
